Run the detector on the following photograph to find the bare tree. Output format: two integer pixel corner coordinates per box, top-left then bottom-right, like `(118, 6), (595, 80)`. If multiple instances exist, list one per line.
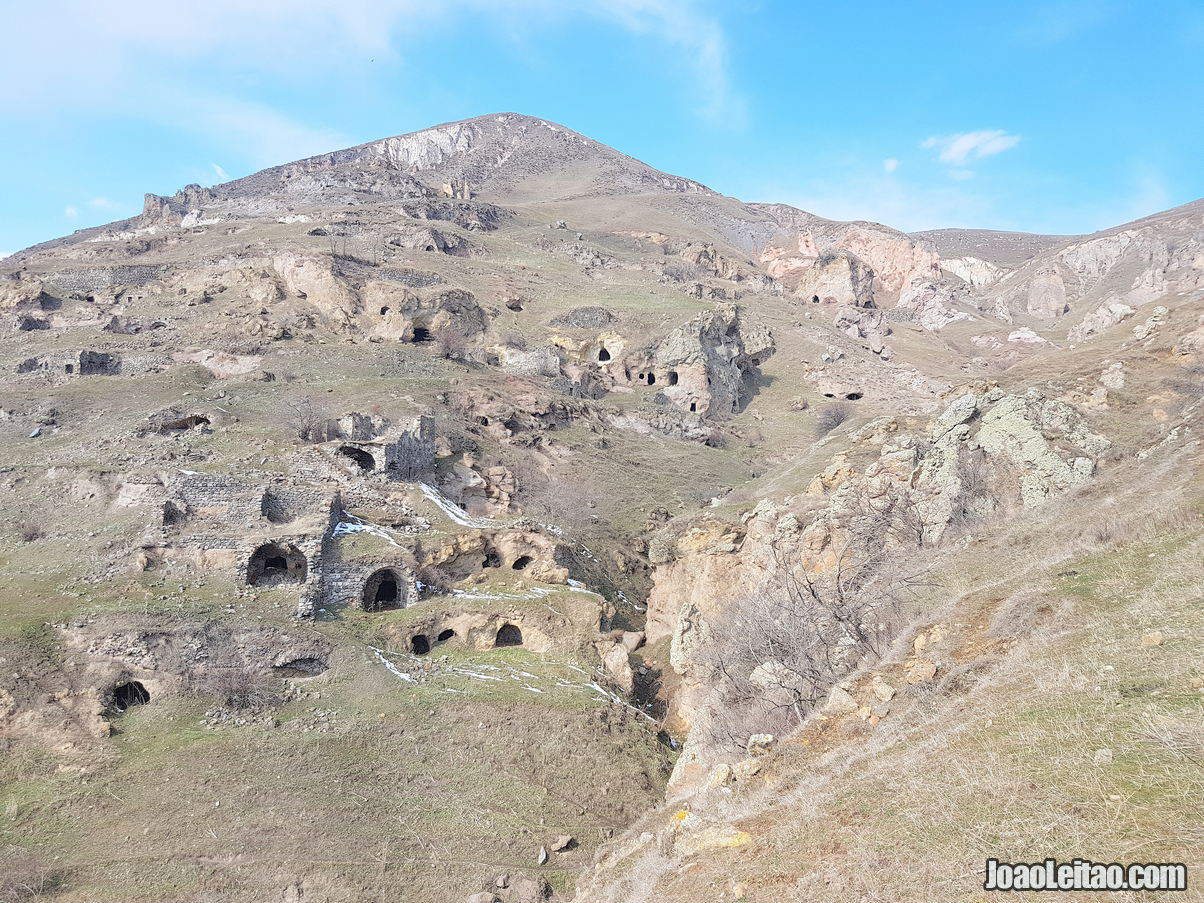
(385, 433), (436, 481)
(848, 485), (934, 550)
(434, 326), (469, 361)
(696, 544), (928, 749)
(287, 399), (328, 443)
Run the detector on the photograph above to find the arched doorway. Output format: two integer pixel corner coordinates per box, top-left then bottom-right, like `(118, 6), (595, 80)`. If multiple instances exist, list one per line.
(110, 680), (150, 714)
(247, 543), (307, 585)
(338, 445), (375, 471)
(495, 623), (523, 647)
(363, 568), (404, 612)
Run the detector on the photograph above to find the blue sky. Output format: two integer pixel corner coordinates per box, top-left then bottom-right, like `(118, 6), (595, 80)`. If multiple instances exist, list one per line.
(3, 0), (1202, 254)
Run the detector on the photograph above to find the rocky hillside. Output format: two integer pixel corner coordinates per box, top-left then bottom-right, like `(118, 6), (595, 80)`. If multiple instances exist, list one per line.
(1, 114), (1201, 903)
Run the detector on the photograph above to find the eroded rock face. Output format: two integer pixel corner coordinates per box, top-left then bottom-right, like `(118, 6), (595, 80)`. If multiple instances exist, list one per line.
(987, 210), (1204, 322)
(833, 224), (942, 297)
(941, 255), (1003, 288)
(1068, 299), (1137, 342)
(642, 303), (775, 417)
(0, 618), (332, 754)
(366, 285), (486, 342)
(896, 277), (972, 331)
(642, 387), (1109, 793)
(780, 250), (876, 307)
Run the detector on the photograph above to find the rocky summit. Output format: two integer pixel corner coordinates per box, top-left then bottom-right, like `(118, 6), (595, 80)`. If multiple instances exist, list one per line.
(1, 113), (1201, 903)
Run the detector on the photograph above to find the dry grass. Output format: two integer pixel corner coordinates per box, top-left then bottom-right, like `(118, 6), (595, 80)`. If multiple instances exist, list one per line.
(584, 439), (1204, 902)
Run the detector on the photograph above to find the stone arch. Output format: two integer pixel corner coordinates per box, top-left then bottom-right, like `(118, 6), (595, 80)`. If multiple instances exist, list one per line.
(495, 623), (523, 647)
(338, 445), (375, 471)
(109, 680), (150, 714)
(247, 543), (307, 586)
(363, 568), (404, 611)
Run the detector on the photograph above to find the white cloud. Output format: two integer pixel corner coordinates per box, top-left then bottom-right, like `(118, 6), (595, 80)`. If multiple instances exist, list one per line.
(883, 158), (899, 173)
(0, 0), (742, 128)
(587, 0), (744, 126)
(64, 206), (79, 218)
(88, 196), (118, 208)
(211, 163), (230, 181)
(754, 167), (1014, 233)
(1014, 0), (1116, 45)
(922, 129), (1021, 166)
(161, 93), (352, 167)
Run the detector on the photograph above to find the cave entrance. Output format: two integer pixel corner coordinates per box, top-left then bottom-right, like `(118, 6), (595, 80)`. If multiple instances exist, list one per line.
(597, 347), (611, 362)
(483, 550), (501, 568)
(163, 414), (210, 432)
(363, 568), (404, 612)
(645, 372), (656, 385)
(845, 392), (864, 401)
(689, 402), (698, 413)
(110, 680), (150, 713)
(666, 370), (679, 385)
(247, 543), (307, 586)
(436, 629), (455, 642)
(338, 445), (375, 471)
(411, 326), (433, 343)
(495, 623), (523, 647)
(411, 634), (431, 654)
(272, 657), (328, 677)
(511, 555), (533, 571)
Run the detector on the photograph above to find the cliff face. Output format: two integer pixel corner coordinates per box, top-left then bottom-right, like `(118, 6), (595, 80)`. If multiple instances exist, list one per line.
(573, 357), (1204, 903)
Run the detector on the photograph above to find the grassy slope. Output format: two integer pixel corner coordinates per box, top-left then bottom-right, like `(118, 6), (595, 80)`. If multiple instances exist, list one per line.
(580, 430), (1203, 902)
(1, 632), (673, 902)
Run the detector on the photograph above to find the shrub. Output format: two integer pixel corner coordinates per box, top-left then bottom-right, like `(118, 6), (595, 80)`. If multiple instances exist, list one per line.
(287, 399), (328, 443)
(386, 433), (436, 481)
(18, 522), (45, 543)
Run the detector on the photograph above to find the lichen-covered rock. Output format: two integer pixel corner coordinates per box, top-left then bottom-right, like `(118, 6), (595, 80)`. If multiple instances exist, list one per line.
(896, 277), (971, 331)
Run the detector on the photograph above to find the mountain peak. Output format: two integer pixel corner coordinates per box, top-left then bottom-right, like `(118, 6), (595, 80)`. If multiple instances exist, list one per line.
(201, 111), (714, 206)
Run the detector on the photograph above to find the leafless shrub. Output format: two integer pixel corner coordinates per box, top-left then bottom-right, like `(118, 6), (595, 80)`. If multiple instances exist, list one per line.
(385, 433), (436, 481)
(1135, 712), (1204, 764)
(434, 326), (469, 361)
(0, 847), (62, 901)
(814, 402), (852, 437)
(697, 545), (928, 750)
(18, 521), (45, 543)
(848, 486), (934, 550)
(190, 655), (274, 711)
(287, 399), (328, 443)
